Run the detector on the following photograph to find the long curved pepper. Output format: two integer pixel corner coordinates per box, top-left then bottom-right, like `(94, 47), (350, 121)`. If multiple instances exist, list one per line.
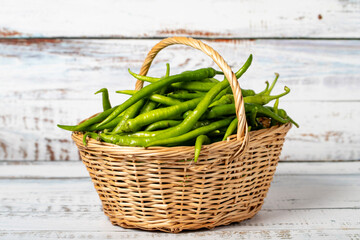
(194, 135), (210, 162)
(57, 104), (120, 131)
(223, 117), (238, 141)
(95, 88), (112, 111)
(116, 90), (182, 106)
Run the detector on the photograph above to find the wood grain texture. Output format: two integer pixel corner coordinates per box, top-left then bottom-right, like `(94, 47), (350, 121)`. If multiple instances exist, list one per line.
(0, 0), (359, 38)
(1, 173), (359, 213)
(1, 161), (360, 179)
(0, 162), (359, 239)
(1, 230), (360, 240)
(1, 39), (359, 161)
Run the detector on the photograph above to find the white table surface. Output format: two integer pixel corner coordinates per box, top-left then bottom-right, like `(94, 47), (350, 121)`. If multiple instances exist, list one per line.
(1, 161), (359, 240)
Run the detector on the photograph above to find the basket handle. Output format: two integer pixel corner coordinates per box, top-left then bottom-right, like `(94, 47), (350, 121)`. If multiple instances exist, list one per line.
(135, 37), (248, 148)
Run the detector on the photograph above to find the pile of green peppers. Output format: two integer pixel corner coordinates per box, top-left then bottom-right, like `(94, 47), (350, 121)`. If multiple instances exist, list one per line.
(58, 55), (298, 162)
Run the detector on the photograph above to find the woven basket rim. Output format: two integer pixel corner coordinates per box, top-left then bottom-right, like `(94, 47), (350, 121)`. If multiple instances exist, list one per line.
(74, 122), (291, 153)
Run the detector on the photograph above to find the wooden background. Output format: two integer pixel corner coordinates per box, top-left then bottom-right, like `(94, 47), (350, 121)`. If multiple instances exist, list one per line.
(1, 0), (360, 162)
(1, 0), (360, 239)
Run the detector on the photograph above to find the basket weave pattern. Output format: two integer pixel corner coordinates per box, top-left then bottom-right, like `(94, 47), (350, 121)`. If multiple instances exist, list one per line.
(72, 37), (292, 233)
(73, 123), (290, 232)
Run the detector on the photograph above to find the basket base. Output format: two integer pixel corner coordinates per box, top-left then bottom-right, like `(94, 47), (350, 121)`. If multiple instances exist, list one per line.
(106, 202), (264, 233)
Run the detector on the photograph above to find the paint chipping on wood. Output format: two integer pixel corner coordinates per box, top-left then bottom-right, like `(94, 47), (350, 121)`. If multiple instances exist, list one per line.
(45, 139), (55, 161)
(179, 58), (191, 67)
(299, 131), (344, 142)
(157, 29), (229, 37)
(19, 146), (28, 159)
(0, 141), (7, 158)
(0, 28), (22, 37)
(0, 39), (62, 46)
(34, 142), (39, 160)
(212, 39), (255, 44)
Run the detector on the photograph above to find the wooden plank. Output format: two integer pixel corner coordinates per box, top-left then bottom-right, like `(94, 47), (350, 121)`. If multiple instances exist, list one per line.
(1, 229), (360, 240)
(1, 209), (359, 232)
(0, 162), (359, 239)
(1, 39), (359, 101)
(1, 161), (360, 179)
(1, 100), (358, 161)
(1, 39), (359, 161)
(0, 164), (359, 212)
(1, 176), (359, 212)
(0, 0), (359, 38)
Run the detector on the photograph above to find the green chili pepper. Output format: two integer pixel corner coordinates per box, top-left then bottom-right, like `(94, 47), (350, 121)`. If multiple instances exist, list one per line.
(222, 117), (238, 141)
(144, 120), (181, 131)
(265, 105), (299, 128)
(86, 114), (124, 131)
(246, 103), (289, 124)
(192, 120), (212, 129)
(138, 63), (171, 113)
(209, 94), (234, 107)
(207, 78), (220, 83)
(122, 97), (202, 133)
(270, 99), (279, 126)
(112, 99), (144, 133)
(128, 70), (160, 83)
(278, 109), (299, 128)
(116, 90), (182, 106)
(140, 99), (157, 114)
(248, 106), (259, 128)
(206, 104), (235, 119)
(171, 81), (217, 91)
(244, 86), (290, 105)
(82, 132), (99, 146)
(194, 135), (210, 162)
(97, 67), (217, 127)
(57, 104), (119, 131)
(206, 102), (289, 124)
(146, 118), (234, 147)
(94, 88), (111, 111)
(167, 91), (206, 100)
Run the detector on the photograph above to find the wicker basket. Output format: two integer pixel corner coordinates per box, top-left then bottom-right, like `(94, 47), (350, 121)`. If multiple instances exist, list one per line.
(71, 37), (292, 233)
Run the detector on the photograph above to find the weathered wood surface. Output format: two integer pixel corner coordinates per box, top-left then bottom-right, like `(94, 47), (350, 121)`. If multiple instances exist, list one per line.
(1, 161), (360, 179)
(0, 0), (359, 39)
(0, 162), (359, 239)
(1, 39), (359, 161)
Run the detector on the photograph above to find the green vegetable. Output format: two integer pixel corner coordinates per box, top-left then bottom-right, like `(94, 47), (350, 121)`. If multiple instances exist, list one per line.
(95, 88), (111, 111)
(194, 135), (210, 162)
(116, 90), (182, 106)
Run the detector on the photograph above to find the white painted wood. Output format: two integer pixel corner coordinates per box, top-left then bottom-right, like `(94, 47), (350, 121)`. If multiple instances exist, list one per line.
(1, 100), (358, 161)
(1, 39), (359, 161)
(1, 39), (359, 101)
(0, 162), (359, 213)
(1, 174), (359, 212)
(0, 162), (359, 239)
(1, 161), (360, 179)
(0, 0), (359, 38)
(2, 230), (360, 240)
(1, 210), (359, 235)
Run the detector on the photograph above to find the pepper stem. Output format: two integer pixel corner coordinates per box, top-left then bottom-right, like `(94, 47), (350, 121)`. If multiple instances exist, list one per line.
(267, 73), (280, 95)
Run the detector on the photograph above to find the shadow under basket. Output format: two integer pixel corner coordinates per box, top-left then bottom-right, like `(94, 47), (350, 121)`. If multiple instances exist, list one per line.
(72, 123), (291, 233)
